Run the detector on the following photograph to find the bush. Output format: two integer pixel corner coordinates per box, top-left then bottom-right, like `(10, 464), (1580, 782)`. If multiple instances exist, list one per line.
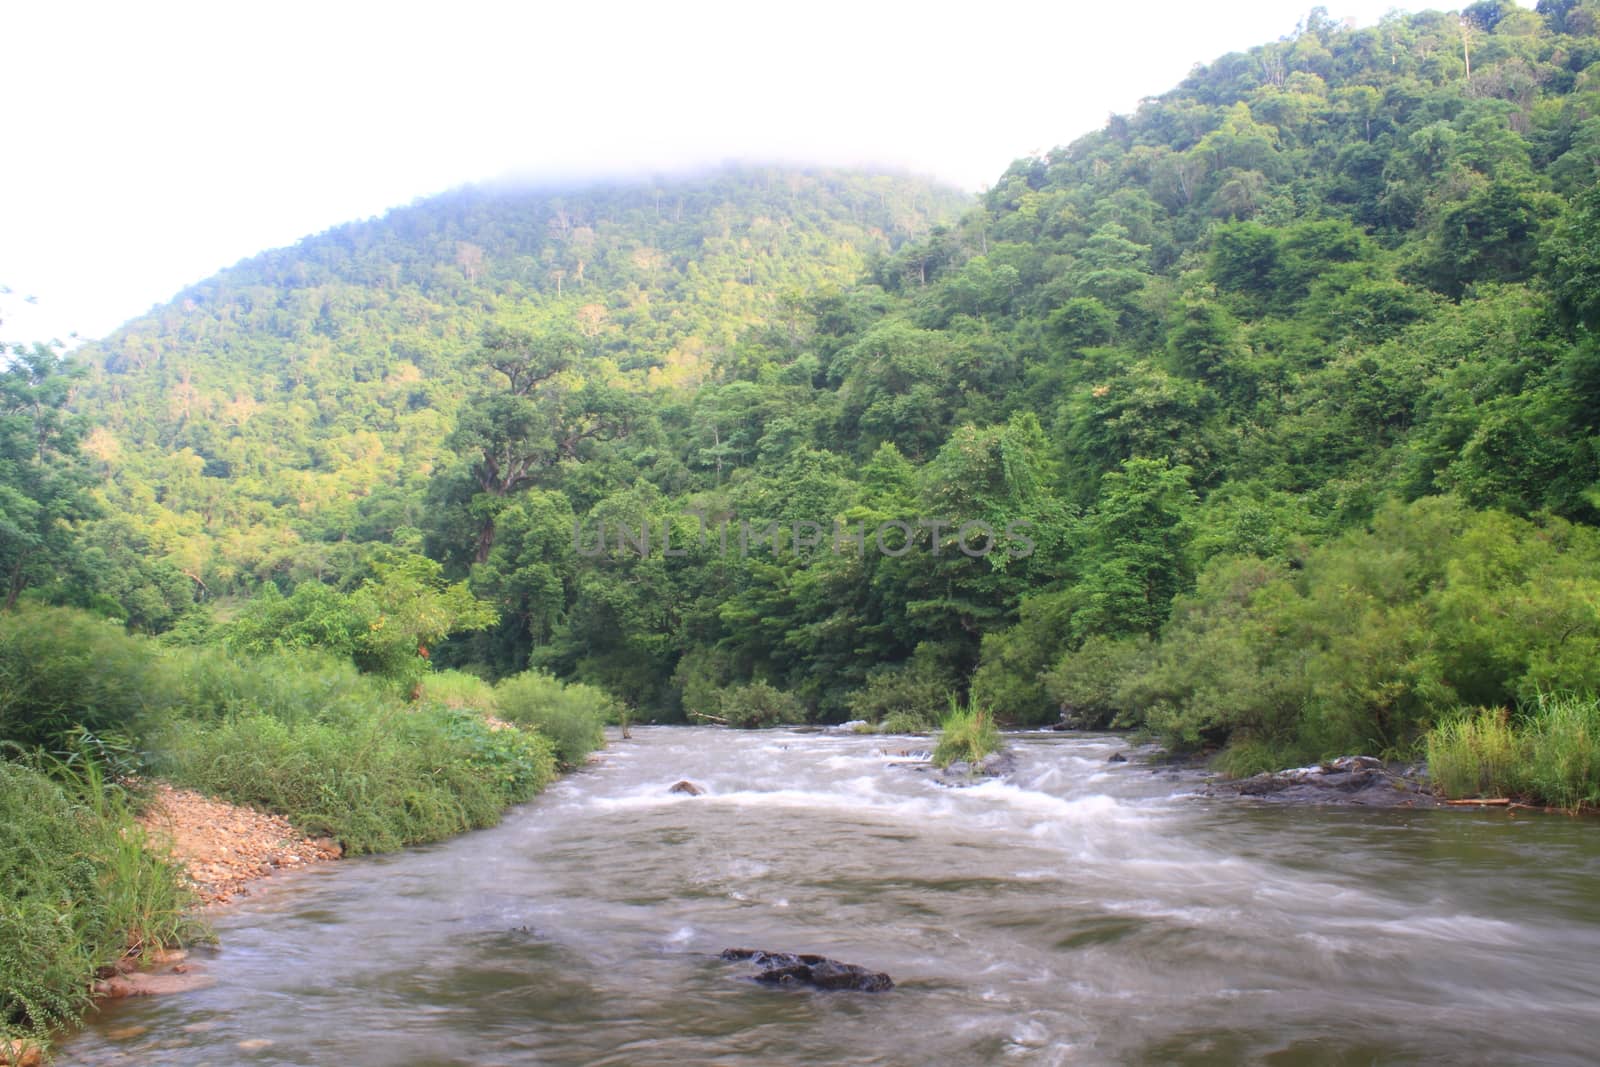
(1054, 501), (1600, 767)
(932, 698), (1003, 769)
(714, 681), (806, 729)
(970, 589), (1077, 725)
(494, 670), (612, 767)
(1517, 694), (1600, 810)
(1043, 635), (1157, 729)
(149, 702), (555, 855)
(847, 657), (952, 725)
(879, 708), (938, 734)
(1, 759), (193, 1048)
(168, 648), (386, 727)
(0, 606), (178, 751)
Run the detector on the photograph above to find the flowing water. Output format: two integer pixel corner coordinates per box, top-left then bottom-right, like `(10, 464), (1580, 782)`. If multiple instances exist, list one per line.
(62, 729), (1600, 1066)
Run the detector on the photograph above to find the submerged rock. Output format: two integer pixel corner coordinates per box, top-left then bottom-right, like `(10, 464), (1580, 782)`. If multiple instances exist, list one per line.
(916, 748), (1017, 788)
(668, 780), (706, 796)
(1207, 756), (1440, 808)
(1107, 752), (1128, 764)
(720, 949), (893, 992)
(93, 969), (213, 998)
(1, 1039), (42, 1067)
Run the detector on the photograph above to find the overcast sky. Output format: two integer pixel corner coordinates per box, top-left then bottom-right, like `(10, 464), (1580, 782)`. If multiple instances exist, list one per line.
(3, 0), (1440, 345)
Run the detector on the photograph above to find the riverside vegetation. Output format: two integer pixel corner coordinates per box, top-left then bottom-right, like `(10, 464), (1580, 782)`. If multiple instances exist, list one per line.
(0, 604), (613, 1053)
(11, 0), (1600, 1051)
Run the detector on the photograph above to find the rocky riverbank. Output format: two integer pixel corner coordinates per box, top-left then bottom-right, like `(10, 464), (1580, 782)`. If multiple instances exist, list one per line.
(136, 783), (343, 907)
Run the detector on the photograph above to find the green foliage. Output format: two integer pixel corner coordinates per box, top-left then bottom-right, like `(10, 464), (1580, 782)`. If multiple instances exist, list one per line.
(970, 589), (1077, 725)
(0, 344), (96, 611)
(493, 670), (611, 767)
(932, 697), (1003, 769)
(713, 681), (806, 729)
(879, 708), (938, 734)
(847, 653), (955, 724)
(150, 697), (555, 855)
(0, 605), (565, 859)
(0, 759), (193, 1046)
(43, 13), (1600, 769)
(1043, 635), (1156, 729)
(72, 168), (966, 617)
(0, 605), (176, 750)
(417, 669), (498, 714)
(1075, 500), (1600, 764)
(1426, 695), (1600, 810)
(1426, 708), (1521, 799)
(224, 551), (496, 688)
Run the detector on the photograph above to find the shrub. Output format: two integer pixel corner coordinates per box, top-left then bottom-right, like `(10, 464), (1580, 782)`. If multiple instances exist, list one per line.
(494, 671), (612, 767)
(714, 681), (806, 729)
(879, 708), (938, 734)
(932, 698), (1003, 769)
(168, 648), (385, 727)
(1518, 694), (1600, 810)
(1043, 635), (1157, 729)
(847, 657), (952, 725)
(970, 589), (1077, 725)
(0, 606), (178, 751)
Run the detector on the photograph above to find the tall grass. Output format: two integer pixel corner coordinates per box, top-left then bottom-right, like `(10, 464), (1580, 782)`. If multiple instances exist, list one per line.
(1, 759), (195, 1049)
(417, 670), (499, 714)
(932, 697), (1003, 769)
(1425, 695), (1600, 810)
(149, 703), (556, 855)
(1426, 708), (1519, 798)
(495, 671), (612, 767)
(1519, 695), (1600, 810)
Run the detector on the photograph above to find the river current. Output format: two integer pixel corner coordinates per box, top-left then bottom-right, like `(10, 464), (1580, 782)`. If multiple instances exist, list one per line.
(61, 728), (1600, 1065)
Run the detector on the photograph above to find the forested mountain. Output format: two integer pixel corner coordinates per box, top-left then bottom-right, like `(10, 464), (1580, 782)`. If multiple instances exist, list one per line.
(49, 2), (1600, 764)
(68, 169), (966, 626)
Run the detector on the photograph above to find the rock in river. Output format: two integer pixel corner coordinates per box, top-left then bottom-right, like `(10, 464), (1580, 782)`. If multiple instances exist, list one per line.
(1206, 755), (1440, 808)
(668, 780), (706, 796)
(720, 949), (894, 992)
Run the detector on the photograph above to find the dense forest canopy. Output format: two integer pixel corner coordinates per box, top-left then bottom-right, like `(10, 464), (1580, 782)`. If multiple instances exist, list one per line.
(22, 2), (1600, 764)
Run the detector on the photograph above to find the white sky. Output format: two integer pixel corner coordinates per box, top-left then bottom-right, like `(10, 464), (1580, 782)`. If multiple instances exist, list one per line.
(3, 0), (1435, 345)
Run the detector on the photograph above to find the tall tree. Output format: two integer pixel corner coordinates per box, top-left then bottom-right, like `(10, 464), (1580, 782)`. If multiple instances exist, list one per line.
(0, 344), (95, 609)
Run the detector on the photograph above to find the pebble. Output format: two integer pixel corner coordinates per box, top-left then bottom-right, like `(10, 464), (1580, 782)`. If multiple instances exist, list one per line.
(135, 784), (342, 906)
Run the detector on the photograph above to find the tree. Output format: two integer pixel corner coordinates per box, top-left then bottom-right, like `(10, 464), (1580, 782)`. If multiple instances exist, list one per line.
(0, 344), (96, 609)
(444, 316), (638, 562)
(1073, 458), (1198, 640)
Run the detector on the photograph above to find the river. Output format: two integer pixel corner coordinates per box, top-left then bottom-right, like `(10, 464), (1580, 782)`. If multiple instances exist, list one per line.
(61, 728), (1600, 1066)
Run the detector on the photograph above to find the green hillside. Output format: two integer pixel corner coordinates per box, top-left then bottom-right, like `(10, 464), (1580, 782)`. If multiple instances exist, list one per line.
(26, 1), (1600, 765)
(69, 168), (966, 624)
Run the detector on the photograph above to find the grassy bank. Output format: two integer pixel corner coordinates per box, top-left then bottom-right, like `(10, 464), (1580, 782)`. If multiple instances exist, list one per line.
(1426, 695), (1600, 811)
(0, 606), (613, 1052)
(1, 760), (195, 1055)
